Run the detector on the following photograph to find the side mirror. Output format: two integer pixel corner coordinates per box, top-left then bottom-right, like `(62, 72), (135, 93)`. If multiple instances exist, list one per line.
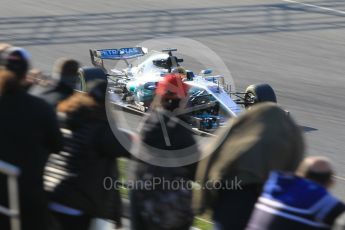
(201, 69), (213, 75)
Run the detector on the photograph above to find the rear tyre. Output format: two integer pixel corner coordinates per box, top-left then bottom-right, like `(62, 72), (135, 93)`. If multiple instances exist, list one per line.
(78, 67), (107, 92)
(244, 83), (277, 108)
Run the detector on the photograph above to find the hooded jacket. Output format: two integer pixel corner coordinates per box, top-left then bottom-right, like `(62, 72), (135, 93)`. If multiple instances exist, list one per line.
(194, 102), (305, 213)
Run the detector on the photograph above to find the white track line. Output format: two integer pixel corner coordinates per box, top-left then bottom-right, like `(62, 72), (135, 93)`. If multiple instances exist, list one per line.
(195, 217), (214, 225)
(333, 175), (345, 182)
(283, 0), (345, 15)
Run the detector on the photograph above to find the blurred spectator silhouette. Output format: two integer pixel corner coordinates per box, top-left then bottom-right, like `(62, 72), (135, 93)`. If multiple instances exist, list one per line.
(30, 58), (79, 107)
(44, 78), (130, 230)
(194, 102), (304, 230)
(130, 74), (199, 230)
(246, 156), (345, 230)
(0, 46), (62, 230)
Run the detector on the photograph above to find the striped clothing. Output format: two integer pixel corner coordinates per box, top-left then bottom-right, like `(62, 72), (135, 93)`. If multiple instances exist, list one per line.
(246, 171), (345, 230)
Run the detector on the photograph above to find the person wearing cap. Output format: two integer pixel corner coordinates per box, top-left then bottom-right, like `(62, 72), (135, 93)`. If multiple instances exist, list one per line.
(0, 46), (62, 230)
(151, 73), (190, 111)
(245, 156), (345, 230)
(194, 102), (305, 230)
(30, 57), (80, 108)
(130, 74), (199, 230)
(44, 79), (131, 230)
(0, 46), (31, 82)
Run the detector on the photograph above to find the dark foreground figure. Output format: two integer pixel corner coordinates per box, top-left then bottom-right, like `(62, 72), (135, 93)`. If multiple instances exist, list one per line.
(44, 79), (130, 230)
(194, 102), (305, 230)
(0, 46), (62, 230)
(130, 74), (199, 230)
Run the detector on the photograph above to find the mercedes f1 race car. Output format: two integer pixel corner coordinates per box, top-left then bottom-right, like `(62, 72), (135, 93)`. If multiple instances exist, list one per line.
(78, 47), (277, 133)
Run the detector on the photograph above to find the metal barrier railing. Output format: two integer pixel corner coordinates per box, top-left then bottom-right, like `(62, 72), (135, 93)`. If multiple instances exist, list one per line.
(0, 160), (21, 230)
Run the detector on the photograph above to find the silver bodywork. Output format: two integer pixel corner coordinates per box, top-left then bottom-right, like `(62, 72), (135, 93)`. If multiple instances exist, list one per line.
(104, 49), (243, 118)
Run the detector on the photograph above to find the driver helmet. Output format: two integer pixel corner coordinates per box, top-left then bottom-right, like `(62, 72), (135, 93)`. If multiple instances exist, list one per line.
(171, 66), (187, 80)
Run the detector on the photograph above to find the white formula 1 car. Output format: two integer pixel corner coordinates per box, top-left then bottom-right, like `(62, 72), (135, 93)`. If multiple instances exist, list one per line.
(78, 47), (277, 133)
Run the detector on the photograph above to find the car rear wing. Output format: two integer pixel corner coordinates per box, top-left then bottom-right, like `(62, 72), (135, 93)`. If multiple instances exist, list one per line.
(89, 47), (147, 68)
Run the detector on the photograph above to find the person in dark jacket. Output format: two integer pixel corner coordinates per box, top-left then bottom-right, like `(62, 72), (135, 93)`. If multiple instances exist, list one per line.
(194, 102), (305, 230)
(246, 156), (345, 230)
(29, 58), (79, 107)
(0, 46), (62, 230)
(130, 74), (199, 230)
(44, 79), (130, 230)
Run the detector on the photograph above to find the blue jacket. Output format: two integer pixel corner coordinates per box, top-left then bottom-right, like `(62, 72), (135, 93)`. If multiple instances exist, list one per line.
(246, 171), (345, 230)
